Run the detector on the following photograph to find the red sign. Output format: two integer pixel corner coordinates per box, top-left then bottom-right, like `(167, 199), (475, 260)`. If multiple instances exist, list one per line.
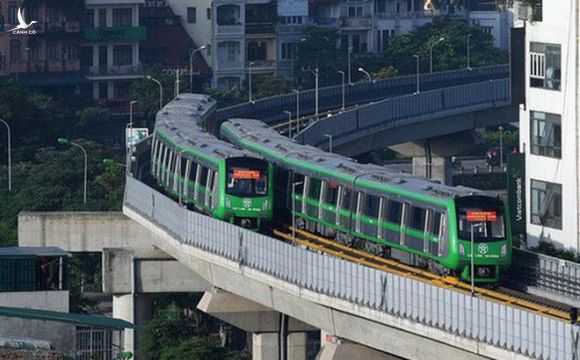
(233, 169), (260, 180)
(466, 211), (497, 222)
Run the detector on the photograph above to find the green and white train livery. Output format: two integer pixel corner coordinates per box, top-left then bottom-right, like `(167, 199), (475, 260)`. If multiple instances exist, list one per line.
(150, 95), (273, 230)
(221, 119), (511, 282)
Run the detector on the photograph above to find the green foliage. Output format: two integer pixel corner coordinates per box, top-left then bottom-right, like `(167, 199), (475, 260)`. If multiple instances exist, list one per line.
(372, 66), (399, 80)
(530, 241), (579, 262)
(252, 75), (295, 99)
(386, 21), (508, 74)
(205, 88), (247, 109)
(130, 68), (179, 125)
(139, 304), (197, 360)
(159, 338), (242, 360)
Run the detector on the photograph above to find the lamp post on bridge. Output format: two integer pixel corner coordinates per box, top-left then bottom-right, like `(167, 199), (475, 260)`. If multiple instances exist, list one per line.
(189, 44), (209, 91)
(284, 111), (292, 138)
(323, 134), (333, 153)
(338, 71), (345, 111)
(358, 67), (371, 82)
(429, 37), (445, 73)
(58, 138), (88, 204)
(145, 75), (163, 110)
(293, 89), (300, 129)
(413, 54), (420, 94)
(0, 119), (11, 192)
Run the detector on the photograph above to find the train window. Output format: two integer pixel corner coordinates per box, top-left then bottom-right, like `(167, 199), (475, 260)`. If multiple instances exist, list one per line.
(189, 162), (198, 184)
(199, 167), (209, 186)
(431, 212), (442, 238)
(386, 200), (402, 224)
(309, 178), (322, 200)
(180, 157), (188, 178)
(166, 150), (174, 184)
(325, 182), (339, 206)
(205, 169), (213, 207)
(160, 146), (168, 179)
(409, 207), (426, 231)
(365, 195), (380, 218)
(226, 163), (268, 197)
(293, 173), (305, 195)
(173, 154), (181, 192)
(341, 188), (352, 210)
(212, 172), (219, 208)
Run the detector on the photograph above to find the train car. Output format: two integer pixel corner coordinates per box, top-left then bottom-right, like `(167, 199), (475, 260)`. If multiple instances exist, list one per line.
(221, 119), (512, 282)
(150, 95), (273, 230)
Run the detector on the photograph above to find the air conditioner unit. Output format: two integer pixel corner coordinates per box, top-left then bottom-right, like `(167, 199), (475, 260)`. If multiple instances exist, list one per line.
(515, 2), (530, 21)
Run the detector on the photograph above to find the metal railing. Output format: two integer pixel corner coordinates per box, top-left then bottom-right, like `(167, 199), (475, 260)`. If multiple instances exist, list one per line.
(509, 249), (580, 301)
(124, 175), (580, 360)
(215, 64), (509, 125)
(294, 78), (510, 147)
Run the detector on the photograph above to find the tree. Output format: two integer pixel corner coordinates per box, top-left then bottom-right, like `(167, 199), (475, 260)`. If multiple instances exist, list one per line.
(386, 21), (508, 74)
(372, 66), (399, 80)
(252, 75), (295, 99)
(130, 68), (179, 125)
(159, 338), (246, 360)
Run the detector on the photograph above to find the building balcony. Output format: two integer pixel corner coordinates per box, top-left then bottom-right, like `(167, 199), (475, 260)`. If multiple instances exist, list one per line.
(215, 24), (244, 36)
(82, 64), (143, 76)
(215, 59), (244, 71)
(82, 26), (146, 42)
(246, 23), (275, 35)
(247, 59), (275, 71)
(312, 17), (340, 27)
(340, 17), (372, 29)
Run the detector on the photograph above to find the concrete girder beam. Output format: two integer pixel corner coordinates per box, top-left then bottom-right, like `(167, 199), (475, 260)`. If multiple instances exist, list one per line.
(389, 131), (481, 158)
(18, 212), (157, 252)
(198, 289), (316, 333)
(102, 248), (211, 294)
(317, 340), (403, 360)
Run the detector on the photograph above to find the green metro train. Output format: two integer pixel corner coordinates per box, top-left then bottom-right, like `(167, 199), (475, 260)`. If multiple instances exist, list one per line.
(220, 119), (512, 283)
(150, 94), (273, 230)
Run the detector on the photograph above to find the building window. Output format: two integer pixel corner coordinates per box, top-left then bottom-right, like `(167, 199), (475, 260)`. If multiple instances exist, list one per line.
(9, 39), (20, 63)
(279, 16), (303, 25)
(114, 81), (131, 99)
(113, 8), (132, 27)
(531, 180), (562, 229)
(47, 42), (60, 61)
(281, 42), (296, 60)
(207, 8), (211, 20)
(8, 2), (17, 25)
(530, 42), (560, 91)
(98, 9), (107, 27)
(85, 9), (95, 28)
(113, 45), (132, 66)
(530, 111), (561, 158)
(98, 82), (108, 99)
(187, 7), (196, 23)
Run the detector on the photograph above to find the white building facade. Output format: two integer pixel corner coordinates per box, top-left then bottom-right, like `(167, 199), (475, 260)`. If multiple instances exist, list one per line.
(518, 0), (579, 251)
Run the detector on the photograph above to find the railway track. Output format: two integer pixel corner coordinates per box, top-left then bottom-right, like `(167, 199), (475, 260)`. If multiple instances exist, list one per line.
(272, 225), (577, 322)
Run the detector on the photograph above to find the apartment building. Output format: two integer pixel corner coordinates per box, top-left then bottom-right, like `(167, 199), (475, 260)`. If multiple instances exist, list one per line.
(0, 0), (85, 93)
(516, 0), (578, 251)
(80, 0), (146, 102)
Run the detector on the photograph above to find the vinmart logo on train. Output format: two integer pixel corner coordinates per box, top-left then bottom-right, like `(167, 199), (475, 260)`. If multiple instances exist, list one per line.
(8, 8), (38, 35)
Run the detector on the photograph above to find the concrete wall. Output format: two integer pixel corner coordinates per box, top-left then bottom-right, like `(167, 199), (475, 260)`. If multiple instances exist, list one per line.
(18, 212), (156, 252)
(0, 291), (74, 355)
(103, 248), (211, 293)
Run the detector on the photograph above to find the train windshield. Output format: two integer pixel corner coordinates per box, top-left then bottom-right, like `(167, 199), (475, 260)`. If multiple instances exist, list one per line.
(455, 196), (506, 242)
(226, 158), (268, 197)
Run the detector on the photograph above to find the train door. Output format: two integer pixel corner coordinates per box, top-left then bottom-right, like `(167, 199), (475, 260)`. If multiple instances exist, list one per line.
(321, 181), (339, 225)
(182, 158), (192, 199)
(304, 176), (321, 218)
(193, 166), (203, 203)
(400, 202), (411, 246)
(377, 197), (386, 240)
(172, 153), (181, 194)
(205, 169), (214, 208)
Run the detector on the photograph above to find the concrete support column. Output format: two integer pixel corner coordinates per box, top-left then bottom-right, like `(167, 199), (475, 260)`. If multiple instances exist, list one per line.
(252, 332), (279, 360)
(412, 156), (453, 185)
(112, 293), (153, 357)
(287, 332), (308, 360)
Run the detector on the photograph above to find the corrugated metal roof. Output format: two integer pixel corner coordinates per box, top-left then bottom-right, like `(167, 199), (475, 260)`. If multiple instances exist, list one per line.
(0, 247), (70, 257)
(0, 306), (134, 329)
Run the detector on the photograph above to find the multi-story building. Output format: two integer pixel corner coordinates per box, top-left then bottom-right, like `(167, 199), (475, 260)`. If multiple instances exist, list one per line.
(516, 0), (577, 251)
(80, 0), (146, 102)
(0, 0), (85, 94)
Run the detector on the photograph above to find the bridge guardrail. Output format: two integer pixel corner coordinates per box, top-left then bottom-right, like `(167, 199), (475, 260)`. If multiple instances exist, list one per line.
(124, 175), (579, 360)
(295, 78), (510, 147)
(509, 249), (580, 301)
(215, 65), (509, 125)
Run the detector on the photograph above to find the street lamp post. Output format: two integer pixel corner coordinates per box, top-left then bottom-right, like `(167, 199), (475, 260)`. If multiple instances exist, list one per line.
(189, 44), (208, 91)
(293, 89), (300, 128)
(467, 34), (473, 70)
(323, 133), (333, 153)
(292, 180), (304, 244)
(338, 71), (345, 111)
(358, 67), (371, 82)
(58, 138), (87, 204)
(0, 119), (11, 192)
(429, 37), (445, 73)
(499, 126), (504, 170)
(145, 75), (163, 110)
(413, 55), (420, 94)
(284, 111), (292, 138)
(248, 61), (256, 103)
(347, 47), (353, 84)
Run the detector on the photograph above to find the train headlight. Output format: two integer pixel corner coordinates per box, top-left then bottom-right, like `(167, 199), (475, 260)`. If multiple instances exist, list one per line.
(225, 198), (231, 208)
(501, 244), (507, 256)
(262, 200), (269, 210)
(459, 244), (465, 256)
